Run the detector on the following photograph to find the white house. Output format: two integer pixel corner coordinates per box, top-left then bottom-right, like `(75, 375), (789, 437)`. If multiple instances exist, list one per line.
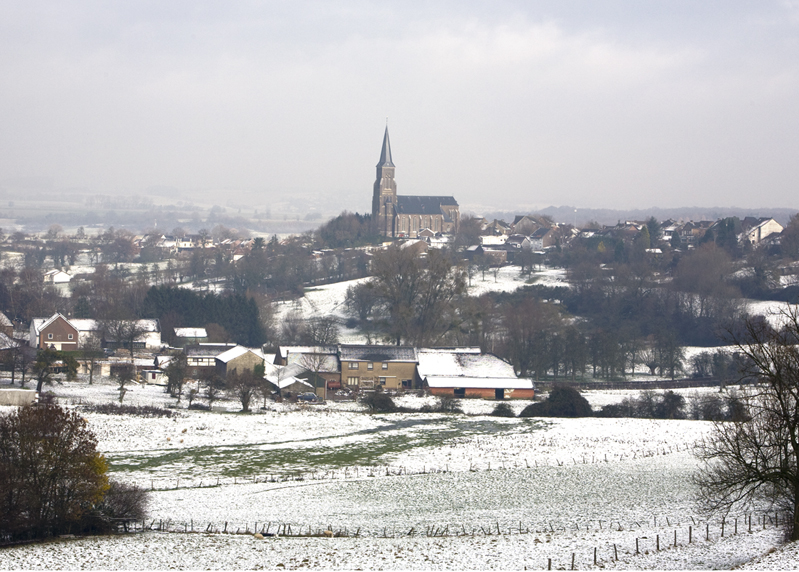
(43, 269), (71, 284)
(745, 218), (784, 245)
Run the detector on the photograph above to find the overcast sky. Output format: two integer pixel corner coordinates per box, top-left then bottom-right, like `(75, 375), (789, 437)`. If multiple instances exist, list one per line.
(1, 1), (798, 213)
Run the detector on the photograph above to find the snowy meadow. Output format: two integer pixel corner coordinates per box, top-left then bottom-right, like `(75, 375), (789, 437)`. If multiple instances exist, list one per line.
(1, 378), (795, 570)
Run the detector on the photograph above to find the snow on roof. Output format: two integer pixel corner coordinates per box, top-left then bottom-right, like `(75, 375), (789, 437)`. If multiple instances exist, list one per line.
(285, 352), (339, 372)
(417, 350), (516, 379)
(278, 345), (337, 359)
(32, 313), (73, 334)
(339, 345), (417, 362)
(175, 327), (207, 338)
(216, 346), (265, 363)
(0, 332), (19, 350)
(185, 344), (237, 357)
(0, 313), (12, 328)
(425, 376), (533, 390)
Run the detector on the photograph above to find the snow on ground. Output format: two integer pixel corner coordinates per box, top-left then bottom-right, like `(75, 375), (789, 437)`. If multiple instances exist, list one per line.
(271, 265), (564, 344)
(745, 299), (798, 328)
(2, 378), (797, 569)
(466, 265), (568, 296)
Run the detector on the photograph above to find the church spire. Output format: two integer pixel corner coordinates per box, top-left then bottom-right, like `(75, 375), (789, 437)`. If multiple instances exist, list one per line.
(377, 126), (394, 168)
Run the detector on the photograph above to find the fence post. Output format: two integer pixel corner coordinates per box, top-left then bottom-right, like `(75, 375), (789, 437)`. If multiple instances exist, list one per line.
(689, 526), (692, 543)
(571, 553), (575, 570)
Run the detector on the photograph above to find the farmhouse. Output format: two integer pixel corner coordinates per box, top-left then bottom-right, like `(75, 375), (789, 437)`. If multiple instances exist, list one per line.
(339, 345), (417, 390)
(416, 347), (534, 399)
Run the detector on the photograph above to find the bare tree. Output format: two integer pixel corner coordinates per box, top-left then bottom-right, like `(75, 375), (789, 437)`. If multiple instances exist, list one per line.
(370, 246), (466, 346)
(80, 337), (103, 385)
(99, 318), (149, 359)
(226, 369), (260, 412)
(695, 307), (799, 540)
(299, 352), (333, 400)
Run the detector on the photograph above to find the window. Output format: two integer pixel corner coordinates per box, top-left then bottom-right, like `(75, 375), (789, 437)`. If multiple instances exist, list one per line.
(367, 363), (373, 370)
(347, 376), (359, 385)
(348, 362), (359, 370)
(382, 363), (388, 370)
(379, 377), (386, 385)
(68, 334), (73, 340)
(48, 333), (53, 340)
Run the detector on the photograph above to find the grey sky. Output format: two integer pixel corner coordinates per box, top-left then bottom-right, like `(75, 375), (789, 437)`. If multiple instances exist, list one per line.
(1, 1), (798, 213)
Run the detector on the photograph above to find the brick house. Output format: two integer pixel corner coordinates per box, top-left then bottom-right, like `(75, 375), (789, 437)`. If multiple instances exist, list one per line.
(30, 313), (79, 351)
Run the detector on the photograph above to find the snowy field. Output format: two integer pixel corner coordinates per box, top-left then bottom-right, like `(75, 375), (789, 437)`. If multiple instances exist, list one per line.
(1, 378), (797, 569)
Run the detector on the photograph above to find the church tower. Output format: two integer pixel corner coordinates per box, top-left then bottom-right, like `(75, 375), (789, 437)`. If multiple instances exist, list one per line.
(372, 126), (397, 236)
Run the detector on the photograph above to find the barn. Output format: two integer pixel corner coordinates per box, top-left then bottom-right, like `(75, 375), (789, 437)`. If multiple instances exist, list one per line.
(417, 348), (534, 399)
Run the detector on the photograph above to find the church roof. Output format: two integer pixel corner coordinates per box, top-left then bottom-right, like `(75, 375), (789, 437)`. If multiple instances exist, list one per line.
(396, 196), (458, 215)
(377, 126), (394, 168)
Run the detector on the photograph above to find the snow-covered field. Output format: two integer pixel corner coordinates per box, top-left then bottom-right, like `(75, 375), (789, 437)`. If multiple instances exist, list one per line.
(1, 378), (797, 570)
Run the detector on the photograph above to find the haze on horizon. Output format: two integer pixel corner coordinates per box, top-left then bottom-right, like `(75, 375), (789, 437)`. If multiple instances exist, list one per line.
(1, 0), (798, 214)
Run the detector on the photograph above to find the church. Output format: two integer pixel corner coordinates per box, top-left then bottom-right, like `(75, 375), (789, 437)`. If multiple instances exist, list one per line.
(371, 127), (460, 238)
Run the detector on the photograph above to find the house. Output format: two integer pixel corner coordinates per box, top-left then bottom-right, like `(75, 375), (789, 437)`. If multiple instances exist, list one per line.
(264, 362), (317, 396)
(30, 313), (79, 351)
(43, 269), (72, 284)
(484, 219), (511, 236)
(215, 346), (266, 377)
(529, 227), (557, 250)
(510, 215), (541, 236)
(505, 234), (532, 250)
(275, 345), (340, 388)
(174, 327), (208, 347)
(743, 217), (784, 245)
(184, 343), (237, 372)
(339, 345), (418, 390)
(416, 347), (534, 399)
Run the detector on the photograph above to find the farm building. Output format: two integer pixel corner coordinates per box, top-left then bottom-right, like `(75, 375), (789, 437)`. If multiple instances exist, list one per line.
(416, 347), (534, 399)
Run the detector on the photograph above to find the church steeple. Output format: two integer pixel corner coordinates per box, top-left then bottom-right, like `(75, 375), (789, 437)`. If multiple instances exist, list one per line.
(377, 126), (394, 167)
(372, 126), (397, 236)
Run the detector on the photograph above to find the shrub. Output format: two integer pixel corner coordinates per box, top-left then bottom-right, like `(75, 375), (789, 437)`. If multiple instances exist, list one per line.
(90, 482), (149, 533)
(419, 395), (463, 414)
(491, 402), (516, 417)
(360, 391), (397, 413)
(82, 403), (177, 418)
(519, 385), (592, 418)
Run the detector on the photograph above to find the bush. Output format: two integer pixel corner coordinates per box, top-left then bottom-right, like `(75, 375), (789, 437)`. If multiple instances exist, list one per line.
(360, 391), (397, 413)
(90, 482), (149, 533)
(490, 402), (516, 417)
(82, 403), (177, 418)
(420, 395), (463, 414)
(519, 385), (592, 418)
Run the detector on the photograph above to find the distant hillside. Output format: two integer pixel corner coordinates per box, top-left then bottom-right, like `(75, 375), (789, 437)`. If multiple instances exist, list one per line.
(477, 206), (798, 227)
